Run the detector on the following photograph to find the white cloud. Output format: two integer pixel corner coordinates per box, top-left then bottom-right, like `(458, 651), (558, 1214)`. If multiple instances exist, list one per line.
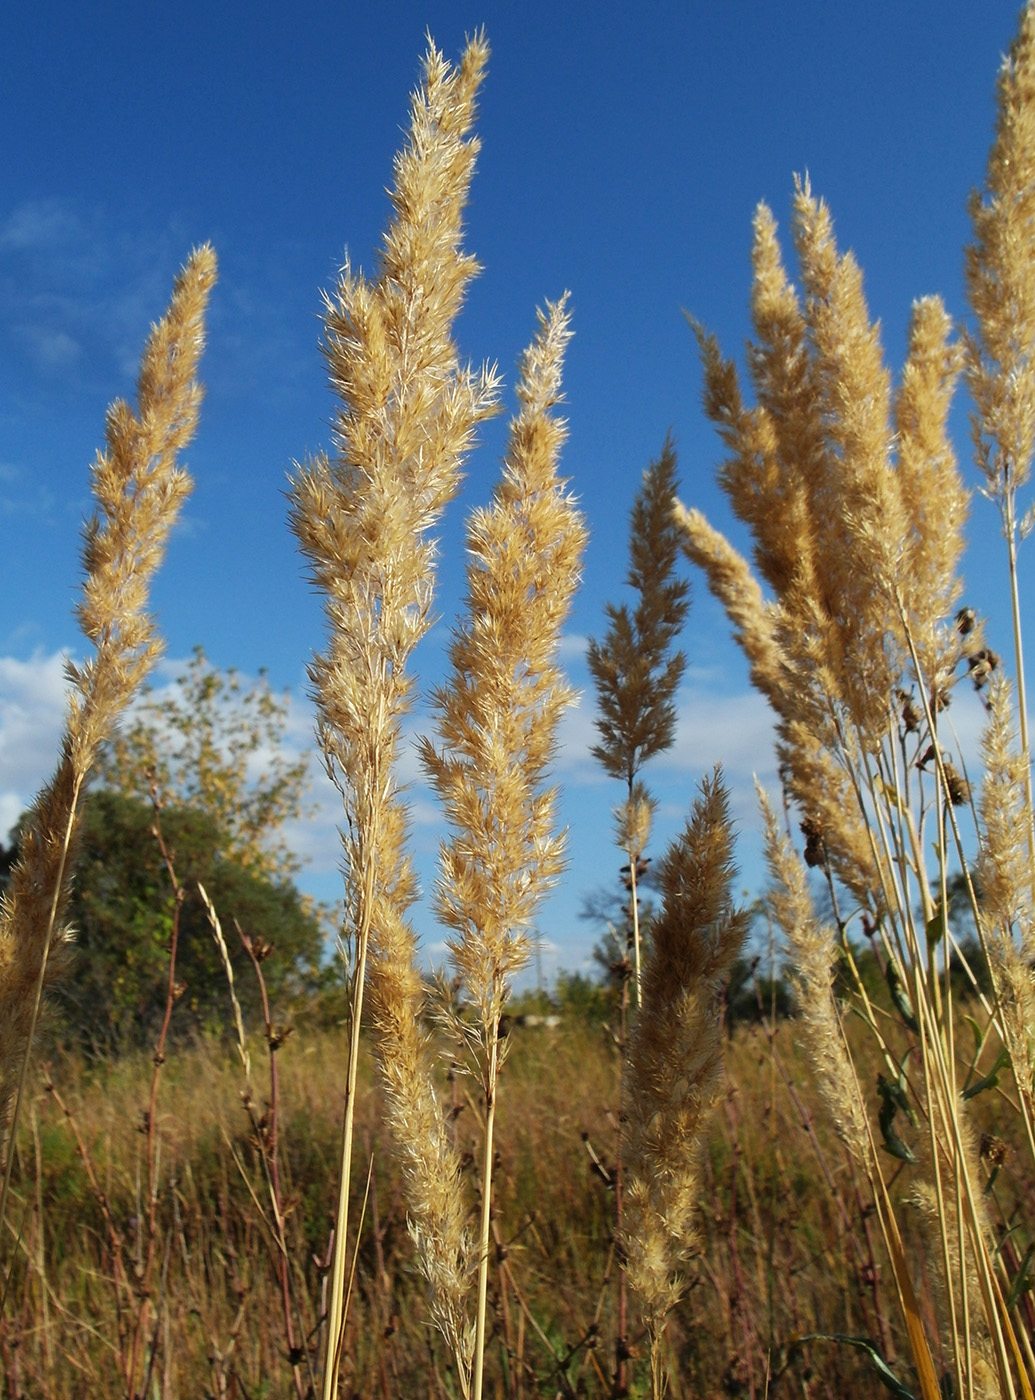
(0, 649), (71, 838)
(0, 199), (82, 252)
(16, 324), (81, 370)
(557, 631), (588, 664)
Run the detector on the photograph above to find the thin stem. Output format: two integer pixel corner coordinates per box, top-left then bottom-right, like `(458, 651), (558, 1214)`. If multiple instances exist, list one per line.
(238, 919), (311, 1399)
(321, 819), (376, 1400)
(0, 778), (81, 1260)
(472, 1023), (500, 1400)
(1004, 501), (1035, 907)
(628, 853), (643, 1010)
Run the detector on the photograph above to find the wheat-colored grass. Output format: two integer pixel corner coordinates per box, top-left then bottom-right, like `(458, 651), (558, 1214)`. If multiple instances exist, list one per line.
(622, 770), (747, 1397)
(0, 247), (214, 1230)
(674, 10), (1035, 1389)
(419, 295), (585, 1398)
(288, 33), (520, 1397)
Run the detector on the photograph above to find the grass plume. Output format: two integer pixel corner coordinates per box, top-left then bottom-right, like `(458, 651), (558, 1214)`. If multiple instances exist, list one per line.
(587, 437), (690, 1001)
(288, 33), (500, 1395)
(420, 295), (585, 1399)
(0, 245), (215, 1205)
(622, 769), (747, 1396)
(673, 19), (1035, 1379)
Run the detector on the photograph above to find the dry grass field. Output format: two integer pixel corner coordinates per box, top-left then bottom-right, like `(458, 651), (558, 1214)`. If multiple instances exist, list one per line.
(6, 999), (1024, 1399)
(5, 8), (1035, 1397)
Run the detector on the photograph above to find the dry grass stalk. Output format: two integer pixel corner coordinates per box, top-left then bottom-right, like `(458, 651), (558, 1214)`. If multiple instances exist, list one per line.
(586, 442), (689, 1390)
(673, 30), (1035, 1380)
(419, 296), (586, 1399)
(622, 769), (747, 1397)
(289, 34), (499, 1396)
(756, 787), (872, 1172)
(966, 0), (1035, 904)
(0, 245), (215, 1222)
(587, 437), (690, 1003)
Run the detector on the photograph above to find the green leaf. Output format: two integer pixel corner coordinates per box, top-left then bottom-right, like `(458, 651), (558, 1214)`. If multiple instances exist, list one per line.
(794, 1334), (917, 1399)
(1007, 1242), (1035, 1312)
(925, 906), (947, 951)
(878, 1073), (916, 1163)
(963, 1046), (1010, 1100)
(886, 960), (920, 1033)
(964, 1014), (986, 1061)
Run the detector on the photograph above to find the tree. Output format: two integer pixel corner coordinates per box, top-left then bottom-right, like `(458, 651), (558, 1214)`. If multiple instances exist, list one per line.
(97, 645), (311, 882)
(14, 788), (329, 1053)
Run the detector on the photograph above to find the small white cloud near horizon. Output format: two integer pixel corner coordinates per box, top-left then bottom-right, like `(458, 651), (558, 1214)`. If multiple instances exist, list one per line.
(0, 648), (72, 840)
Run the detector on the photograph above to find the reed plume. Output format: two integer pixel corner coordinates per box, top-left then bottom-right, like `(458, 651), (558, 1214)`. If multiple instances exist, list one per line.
(587, 437), (690, 1000)
(587, 440), (690, 1390)
(419, 296), (585, 1399)
(966, 0), (1035, 891)
(673, 131), (1035, 1391)
(622, 769), (747, 1396)
(0, 243), (214, 1203)
(976, 675), (1035, 1122)
(756, 786), (871, 1169)
(289, 33), (499, 1395)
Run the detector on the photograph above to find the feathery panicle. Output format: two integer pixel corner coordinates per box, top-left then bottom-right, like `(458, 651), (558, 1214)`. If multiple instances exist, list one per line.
(421, 297), (585, 1030)
(894, 297), (969, 703)
(677, 186), (972, 913)
(587, 437), (690, 785)
(694, 205), (823, 602)
(0, 244), (215, 1135)
(976, 676), (1035, 1105)
(291, 32), (500, 804)
(588, 439), (690, 1005)
(757, 785), (872, 1169)
(791, 179), (907, 741)
(622, 771), (747, 1344)
(965, 1), (1035, 911)
(966, 0), (1035, 502)
(418, 299), (584, 1397)
(614, 781), (654, 867)
(672, 501), (787, 705)
(367, 915), (477, 1375)
(978, 675), (1032, 936)
(288, 38), (498, 1394)
(747, 204), (827, 536)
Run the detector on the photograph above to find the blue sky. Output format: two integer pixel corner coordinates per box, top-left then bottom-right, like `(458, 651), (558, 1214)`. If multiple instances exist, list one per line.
(0, 1), (1028, 979)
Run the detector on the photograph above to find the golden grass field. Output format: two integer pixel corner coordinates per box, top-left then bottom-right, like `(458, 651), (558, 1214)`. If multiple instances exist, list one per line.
(6, 997), (1024, 1400)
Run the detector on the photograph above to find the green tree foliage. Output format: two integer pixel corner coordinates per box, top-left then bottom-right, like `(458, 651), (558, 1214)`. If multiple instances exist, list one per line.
(3, 789), (328, 1054)
(97, 645), (311, 882)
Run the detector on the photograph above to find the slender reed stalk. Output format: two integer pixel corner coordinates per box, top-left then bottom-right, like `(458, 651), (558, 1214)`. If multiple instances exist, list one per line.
(965, 1), (1035, 890)
(0, 245), (215, 1250)
(673, 59), (1035, 1382)
(586, 442), (689, 1393)
(621, 769), (748, 1398)
(587, 437), (690, 1005)
(289, 35), (499, 1398)
(419, 297), (586, 1400)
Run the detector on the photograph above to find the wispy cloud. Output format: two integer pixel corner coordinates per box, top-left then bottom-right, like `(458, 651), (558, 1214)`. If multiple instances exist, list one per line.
(0, 649), (71, 841)
(0, 198), (201, 388)
(0, 197), (317, 411)
(0, 199), (83, 253)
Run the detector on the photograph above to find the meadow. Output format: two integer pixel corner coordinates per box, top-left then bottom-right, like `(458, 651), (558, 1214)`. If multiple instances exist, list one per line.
(6, 992), (1016, 1399)
(4, 7), (1035, 1399)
